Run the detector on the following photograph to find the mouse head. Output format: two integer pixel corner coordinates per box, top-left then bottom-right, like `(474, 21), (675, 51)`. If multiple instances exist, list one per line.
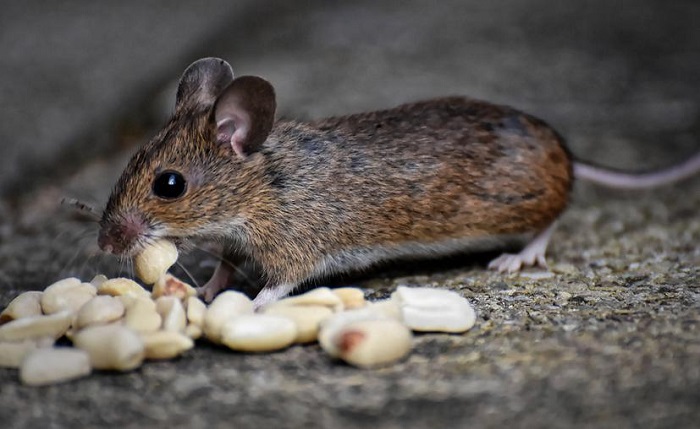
(98, 58), (276, 255)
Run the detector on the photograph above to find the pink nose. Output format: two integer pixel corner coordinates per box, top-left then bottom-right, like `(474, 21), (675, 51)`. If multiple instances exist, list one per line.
(98, 226), (129, 254)
(98, 213), (146, 254)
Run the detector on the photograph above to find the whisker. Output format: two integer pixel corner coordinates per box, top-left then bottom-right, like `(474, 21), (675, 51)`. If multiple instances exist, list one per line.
(174, 261), (200, 289)
(60, 198), (101, 221)
(80, 238), (112, 279)
(127, 257), (135, 281)
(47, 224), (99, 279)
(57, 231), (95, 279)
(82, 251), (102, 279)
(93, 251), (120, 278)
(49, 224), (85, 250)
(76, 250), (95, 280)
(118, 254), (127, 278)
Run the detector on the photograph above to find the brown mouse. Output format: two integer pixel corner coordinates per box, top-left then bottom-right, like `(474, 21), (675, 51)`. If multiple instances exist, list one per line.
(97, 57), (700, 308)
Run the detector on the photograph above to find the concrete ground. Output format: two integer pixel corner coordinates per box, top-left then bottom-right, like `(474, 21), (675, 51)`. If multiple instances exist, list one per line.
(1, 1), (699, 428)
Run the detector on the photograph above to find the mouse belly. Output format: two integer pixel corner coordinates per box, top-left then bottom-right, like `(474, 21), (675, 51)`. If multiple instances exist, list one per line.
(310, 232), (533, 278)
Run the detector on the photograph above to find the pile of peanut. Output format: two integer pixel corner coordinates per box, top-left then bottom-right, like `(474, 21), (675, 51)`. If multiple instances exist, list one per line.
(0, 240), (476, 386)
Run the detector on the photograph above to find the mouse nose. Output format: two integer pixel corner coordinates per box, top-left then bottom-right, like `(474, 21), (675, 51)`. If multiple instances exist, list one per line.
(97, 229), (116, 254)
(98, 213), (147, 255)
(98, 227), (128, 254)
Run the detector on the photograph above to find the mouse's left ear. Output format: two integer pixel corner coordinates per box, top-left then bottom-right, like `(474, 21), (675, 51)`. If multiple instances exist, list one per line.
(214, 76), (276, 159)
(176, 58), (234, 110)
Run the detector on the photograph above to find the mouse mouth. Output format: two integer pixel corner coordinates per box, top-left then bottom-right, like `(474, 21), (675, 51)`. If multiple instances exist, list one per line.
(99, 231), (184, 258)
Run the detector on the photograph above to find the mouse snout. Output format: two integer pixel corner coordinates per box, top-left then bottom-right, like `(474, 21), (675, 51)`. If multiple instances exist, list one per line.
(98, 212), (148, 255)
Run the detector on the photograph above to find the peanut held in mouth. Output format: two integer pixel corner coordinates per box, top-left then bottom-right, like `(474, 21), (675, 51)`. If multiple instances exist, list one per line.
(134, 239), (178, 285)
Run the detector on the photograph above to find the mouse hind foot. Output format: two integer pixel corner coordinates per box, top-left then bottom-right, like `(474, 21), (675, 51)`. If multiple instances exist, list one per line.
(487, 223), (557, 273)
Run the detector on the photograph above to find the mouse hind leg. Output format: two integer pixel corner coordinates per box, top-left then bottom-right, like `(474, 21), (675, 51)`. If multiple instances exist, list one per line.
(487, 222), (557, 273)
(197, 260), (236, 302)
(196, 247), (254, 302)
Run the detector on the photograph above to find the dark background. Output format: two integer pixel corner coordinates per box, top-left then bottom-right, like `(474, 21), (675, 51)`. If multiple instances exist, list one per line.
(0, 1), (698, 428)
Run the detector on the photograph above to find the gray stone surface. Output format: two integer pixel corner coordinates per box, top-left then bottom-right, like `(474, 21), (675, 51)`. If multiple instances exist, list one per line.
(0, 1), (699, 428)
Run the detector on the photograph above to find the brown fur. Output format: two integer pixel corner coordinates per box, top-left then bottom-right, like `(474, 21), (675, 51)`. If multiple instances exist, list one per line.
(99, 56), (574, 299)
(101, 95), (572, 288)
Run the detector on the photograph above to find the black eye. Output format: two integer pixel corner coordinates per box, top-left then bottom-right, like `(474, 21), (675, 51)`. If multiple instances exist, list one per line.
(153, 171), (187, 199)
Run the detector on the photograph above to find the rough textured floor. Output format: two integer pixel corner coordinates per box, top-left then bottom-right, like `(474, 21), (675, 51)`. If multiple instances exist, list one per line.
(1, 1), (699, 428)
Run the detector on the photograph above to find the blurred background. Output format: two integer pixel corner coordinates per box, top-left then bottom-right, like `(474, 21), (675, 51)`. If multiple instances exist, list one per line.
(0, 0), (698, 289)
(1, 3), (699, 427)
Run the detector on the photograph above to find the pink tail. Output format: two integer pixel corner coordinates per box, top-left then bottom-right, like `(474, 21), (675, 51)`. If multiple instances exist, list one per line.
(573, 152), (700, 189)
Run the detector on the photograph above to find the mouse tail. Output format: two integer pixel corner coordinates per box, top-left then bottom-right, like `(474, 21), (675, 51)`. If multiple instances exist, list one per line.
(573, 152), (700, 189)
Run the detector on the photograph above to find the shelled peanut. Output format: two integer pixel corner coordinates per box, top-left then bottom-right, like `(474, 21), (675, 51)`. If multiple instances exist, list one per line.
(0, 238), (478, 386)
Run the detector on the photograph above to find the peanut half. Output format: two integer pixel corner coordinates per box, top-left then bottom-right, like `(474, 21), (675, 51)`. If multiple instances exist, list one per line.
(318, 307), (391, 357)
(0, 310), (73, 342)
(185, 296), (207, 328)
(122, 297), (162, 333)
(263, 305), (333, 343)
(0, 291), (43, 324)
(155, 297), (187, 333)
(72, 324), (145, 371)
(141, 331), (194, 360)
(41, 279), (96, 315)
(184, 324), (203, 340)
(266, 287), (343, 312)
(134, 239), (178, 285)
(74, 296), (125, 329)
(331, 288), (366, 310)
(321, 319), (412, 368)
(203, 291), (254, 343)
(152, 274), (197, 301)
(20, 348), (91, 386)
(89, 274), (108, 287)
(220, 314), (297, 353)
(98, 278), (151, 299)
(0, 338), (54, 368)
(391, 286), (476, 333)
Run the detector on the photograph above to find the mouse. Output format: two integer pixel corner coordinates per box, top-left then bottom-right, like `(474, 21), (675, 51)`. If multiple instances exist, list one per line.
(97, 57), (700, 308)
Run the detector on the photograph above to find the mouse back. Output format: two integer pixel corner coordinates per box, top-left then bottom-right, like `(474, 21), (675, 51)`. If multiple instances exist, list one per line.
(307, 97), (573, 238)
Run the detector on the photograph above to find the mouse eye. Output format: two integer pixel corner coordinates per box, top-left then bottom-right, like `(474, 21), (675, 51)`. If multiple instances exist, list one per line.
(153, 170), (187, 200)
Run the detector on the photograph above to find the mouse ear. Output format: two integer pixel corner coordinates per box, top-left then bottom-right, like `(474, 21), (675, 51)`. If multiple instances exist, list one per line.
(214, 76), (276, 159)
(176, 58), (234, 110)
